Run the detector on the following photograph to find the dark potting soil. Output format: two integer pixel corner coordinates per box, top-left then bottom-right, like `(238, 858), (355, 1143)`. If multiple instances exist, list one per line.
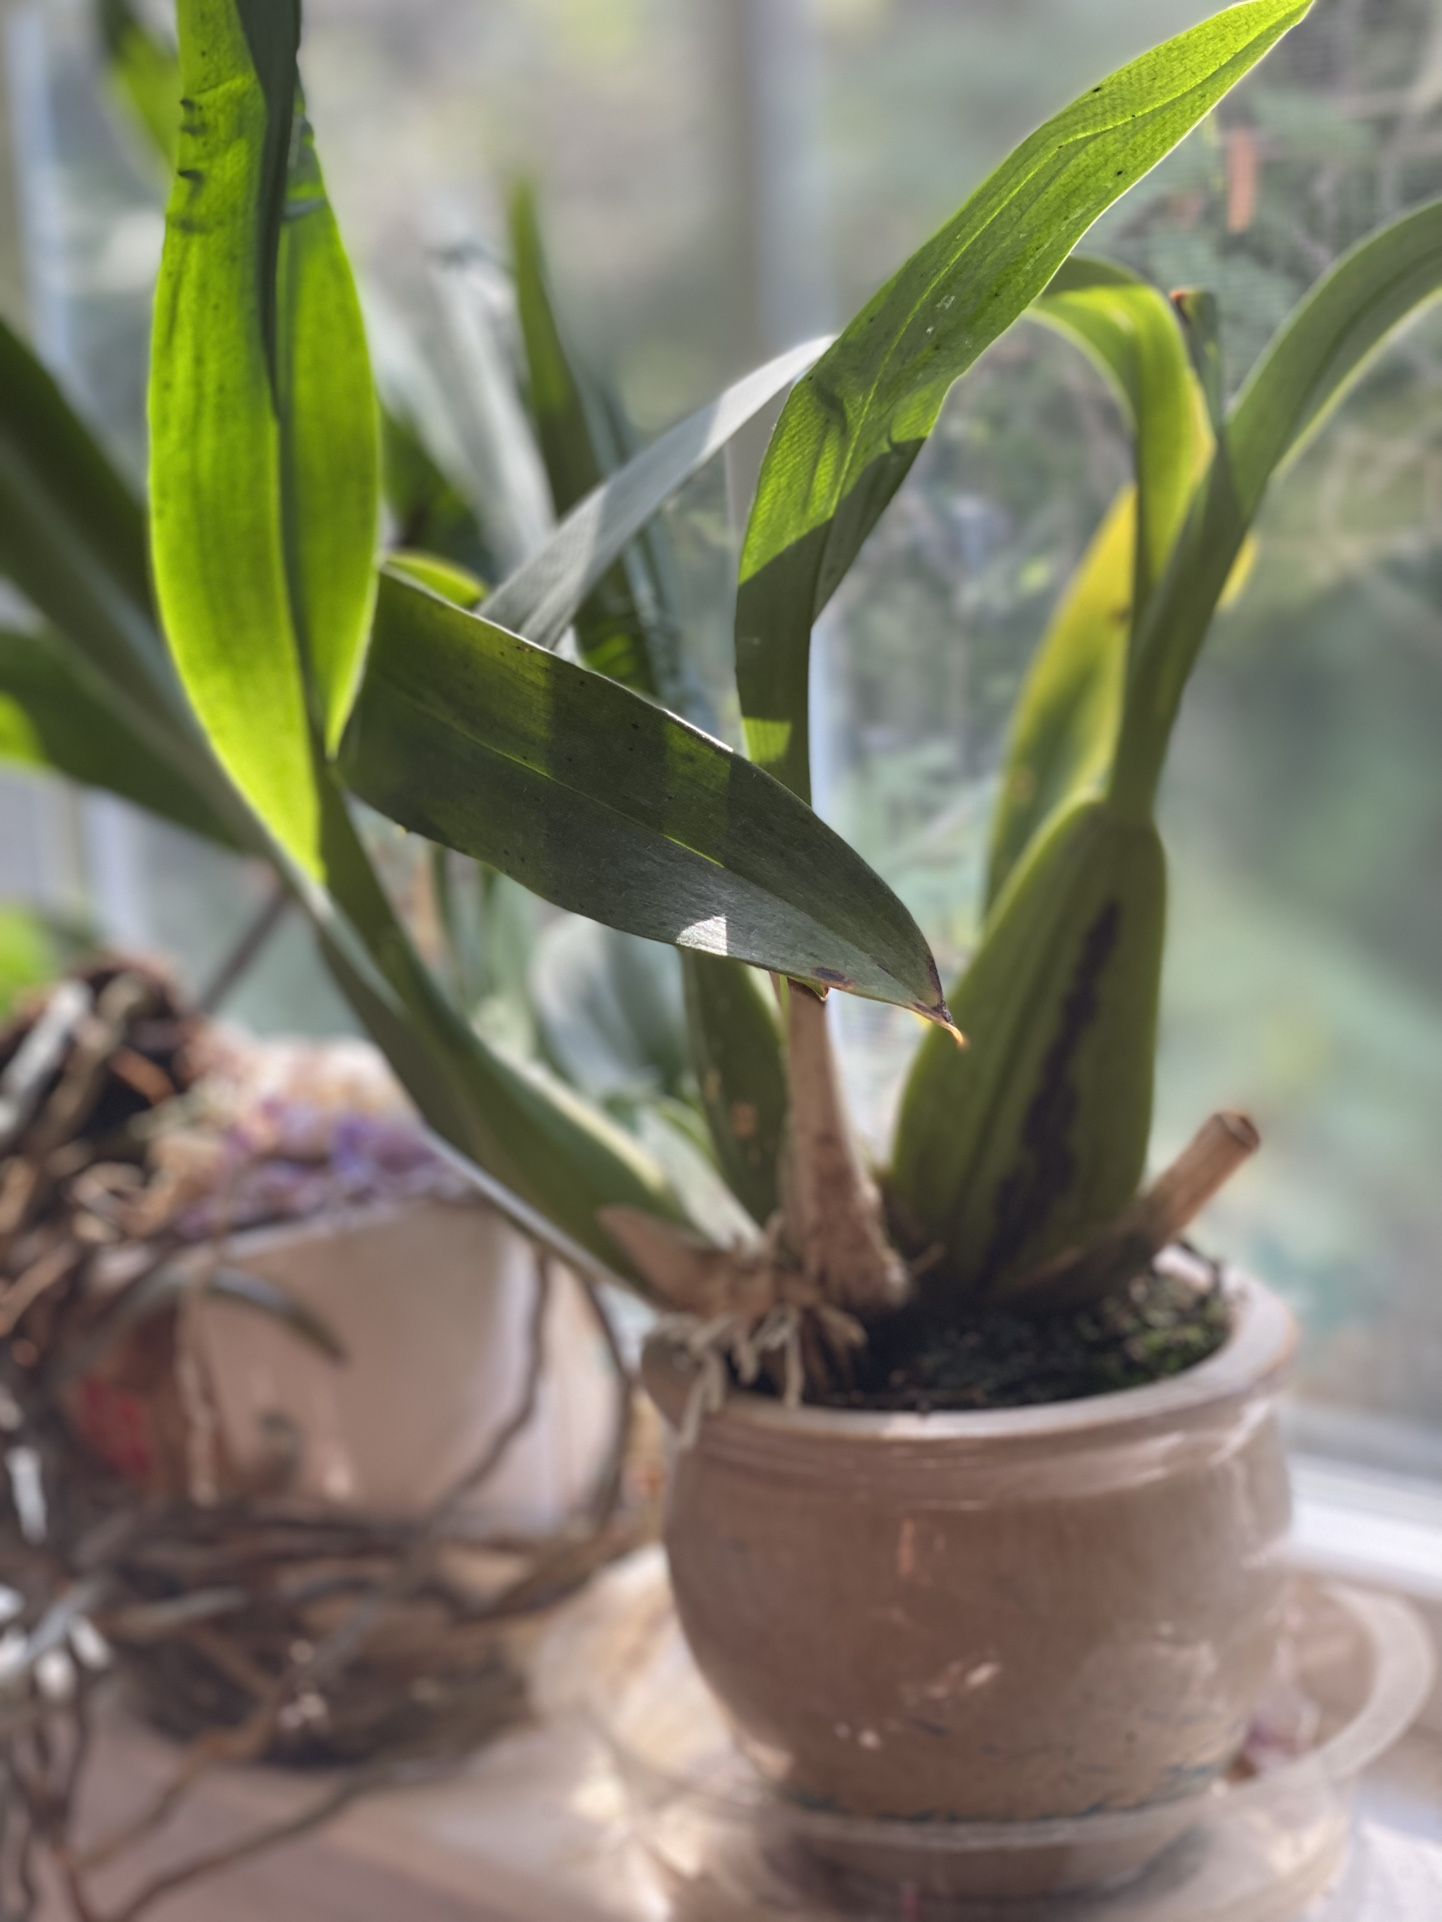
(811, 1262), (1232, 1413)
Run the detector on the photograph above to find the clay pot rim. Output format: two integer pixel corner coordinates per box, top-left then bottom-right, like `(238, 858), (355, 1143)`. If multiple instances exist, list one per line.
(132, 1194), (495, 1281)
(644, 1260), (1296, 1450)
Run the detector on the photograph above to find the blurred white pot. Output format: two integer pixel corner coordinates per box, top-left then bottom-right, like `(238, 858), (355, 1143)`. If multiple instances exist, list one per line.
(185, 1197), (618, 1531)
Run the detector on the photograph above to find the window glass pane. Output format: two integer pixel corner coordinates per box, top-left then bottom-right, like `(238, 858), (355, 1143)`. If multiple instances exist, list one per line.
(811, 0), (1442, 1474)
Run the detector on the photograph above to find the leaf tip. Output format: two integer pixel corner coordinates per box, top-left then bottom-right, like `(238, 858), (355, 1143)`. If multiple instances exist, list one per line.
(913, 997), (967, 1048)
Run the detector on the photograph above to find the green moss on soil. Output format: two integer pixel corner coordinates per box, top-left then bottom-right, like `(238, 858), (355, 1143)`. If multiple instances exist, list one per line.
(813, 1262), (1232, 1412)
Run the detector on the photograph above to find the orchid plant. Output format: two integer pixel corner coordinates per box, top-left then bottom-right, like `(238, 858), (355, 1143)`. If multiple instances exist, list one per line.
(3, 0), (1439, 1401)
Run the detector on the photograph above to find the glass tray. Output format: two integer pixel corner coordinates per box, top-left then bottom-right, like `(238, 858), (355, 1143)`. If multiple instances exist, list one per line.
(546, 1556), (1434, 1921)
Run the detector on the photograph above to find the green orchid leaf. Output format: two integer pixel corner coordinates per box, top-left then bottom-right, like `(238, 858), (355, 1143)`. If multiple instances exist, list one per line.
(96, 0), (180, 168)
(1035, 257), (1207, 622)
(386, 549), (488, 610)
(1112, 195), (1442, 814)
(483, 336), (826, 652)
(510, 181), (678, 704)
(379, 397), (494, 576)
(149, 0), (323, 870)
(275, 94), (381, 753)
(0, 320), (248, 840)
(891, 798), (1165, 1295)
(985, 259), (1209, 906)
(511, 195), (785, 1206)
(681, 952), (787, 1226)
(0, 317), (169, 696)
(150, 1), (378, 851)
(530, 917), (690, 1111)
(892, 201), (1442, 1301)
(0, 627), (236, 846)
(425, 243), (556, 576)
(310, 786), (692, 1279)
(1172, 287), (1227, 433)
(146, 2), (686, 1280)
(510, 182), (606, 524)
(983, 493), (1138, 916)
(343, 570), (952, 1021)
(736, 0), (1313, 802)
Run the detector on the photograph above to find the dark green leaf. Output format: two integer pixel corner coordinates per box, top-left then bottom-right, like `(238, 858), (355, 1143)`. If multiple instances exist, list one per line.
(0, 316), (169, 695)
(509, 182), (699, 709)
(0, 626), (237, 846)
(510, 181), (606, 521)
(379, 397), (492, 576)
(0, 319), (251, 842)
(681, 952), (787, 1226)
(344, 570), (952, 1020)
(311, 789), (694, 1280)
(1172, 287), (1227, 433)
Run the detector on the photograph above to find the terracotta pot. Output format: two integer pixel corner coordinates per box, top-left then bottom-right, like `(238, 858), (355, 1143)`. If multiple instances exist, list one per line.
(643, 1270), (1295, 1834)
(186, 1198), (619, 1527)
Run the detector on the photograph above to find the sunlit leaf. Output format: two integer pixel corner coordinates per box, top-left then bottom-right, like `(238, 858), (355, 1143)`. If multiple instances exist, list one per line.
(387, 549), (487, 609)
(145, 0), (691, 1279)
(149, 0), (324, 869)
(736, 0), (1313, 801)
(1035, 257), (1206, 621)
(275, 92), (381, 752)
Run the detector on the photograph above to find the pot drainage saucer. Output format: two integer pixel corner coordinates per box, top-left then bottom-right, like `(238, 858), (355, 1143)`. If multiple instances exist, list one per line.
(554, 1557), (1433, 1920)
